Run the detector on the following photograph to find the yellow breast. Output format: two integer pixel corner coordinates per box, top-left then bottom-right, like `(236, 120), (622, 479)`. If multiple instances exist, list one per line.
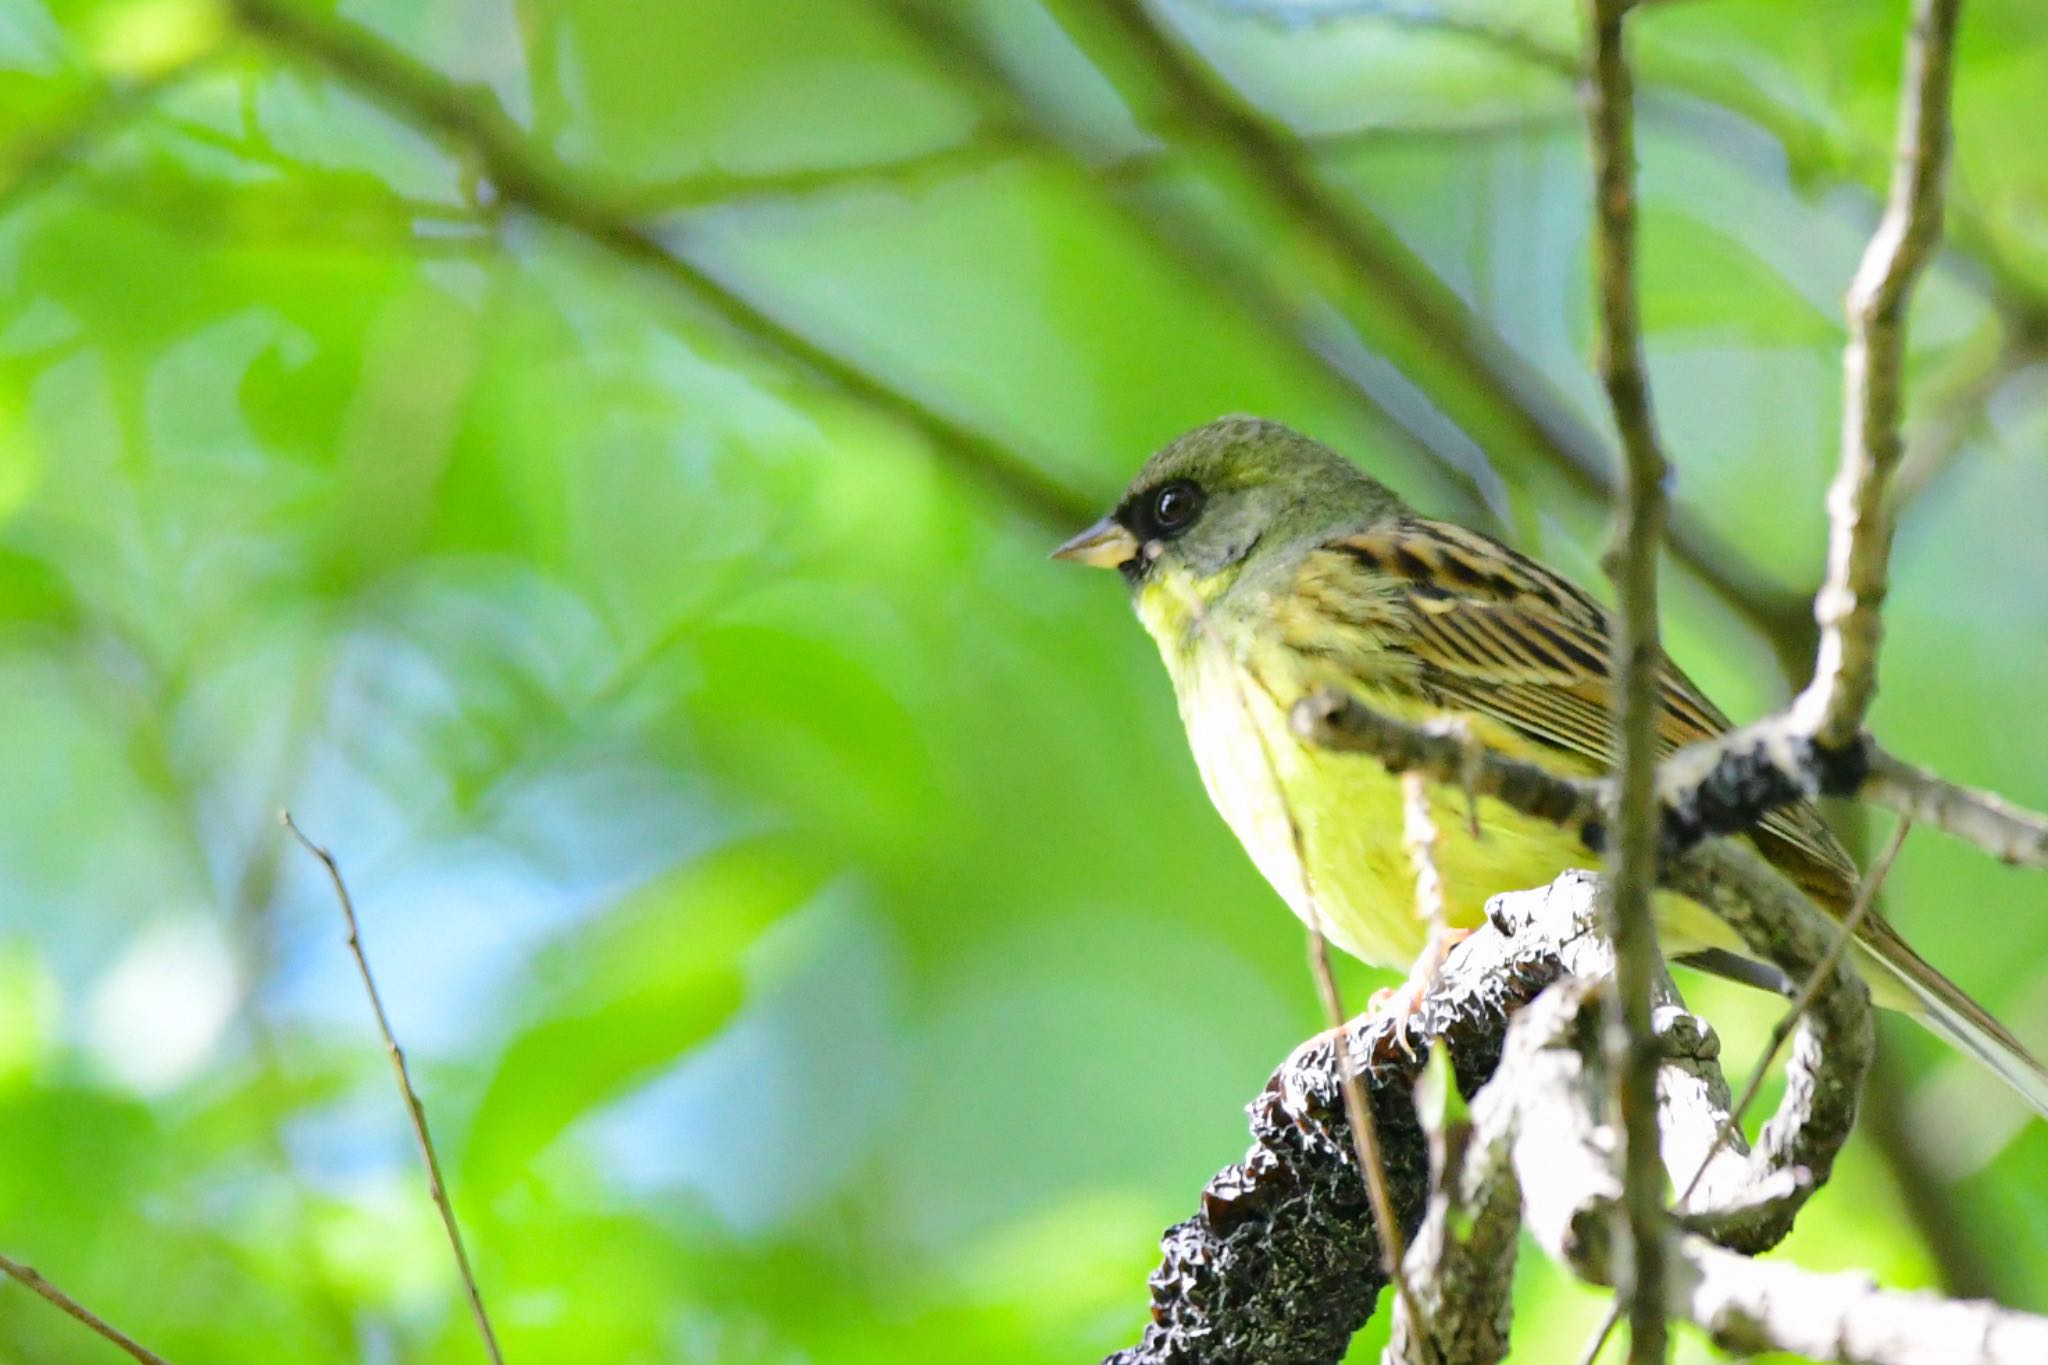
(1134, 569), (1741, 973)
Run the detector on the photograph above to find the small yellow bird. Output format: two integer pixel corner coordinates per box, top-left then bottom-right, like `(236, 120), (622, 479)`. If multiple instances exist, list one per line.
(1057, 416), (2048, 1116)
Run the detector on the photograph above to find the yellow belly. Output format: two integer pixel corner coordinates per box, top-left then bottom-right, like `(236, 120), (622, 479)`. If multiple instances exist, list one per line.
(1163, 624), (1743, 973)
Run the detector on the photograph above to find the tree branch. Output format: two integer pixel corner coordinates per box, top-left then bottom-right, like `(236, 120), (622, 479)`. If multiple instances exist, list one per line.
(1105, 874), (1613, 1365)
(1384, 1051), (1520, 1365)
(0, 1252), (173, 1365)
(226, 0), (1099, 536)
(1487, 917), (2037, 1365)
(1795, 0), (1965, 747)
(1298, 687), (2048, 879)
(1861, 745), (2048, 869)
(1036, 0), (1810, 646)
(0, 56), (218, 224)
(1112, 864), (1894, 1363)
(282, 813), (505, 1365)
(1583, 1), (1675, 1351)
(1672, 1223), (2048, 1364)
(1214, 0), (2048, 341)
(873, 0), (1516, 545)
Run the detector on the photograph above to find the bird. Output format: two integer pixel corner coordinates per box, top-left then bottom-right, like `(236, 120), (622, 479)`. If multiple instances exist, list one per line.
(1055, 415), (2048, 1117)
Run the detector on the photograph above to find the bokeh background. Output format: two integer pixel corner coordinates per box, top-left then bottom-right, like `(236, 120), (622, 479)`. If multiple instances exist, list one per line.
(3, 0), (2047, 1360)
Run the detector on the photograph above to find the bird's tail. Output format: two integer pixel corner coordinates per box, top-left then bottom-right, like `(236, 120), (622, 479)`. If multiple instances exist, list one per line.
(1855, 912), (2048, 1120)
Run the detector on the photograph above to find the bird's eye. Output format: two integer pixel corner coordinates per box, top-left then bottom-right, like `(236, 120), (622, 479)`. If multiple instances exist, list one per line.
(1148, 480), (1203, 535)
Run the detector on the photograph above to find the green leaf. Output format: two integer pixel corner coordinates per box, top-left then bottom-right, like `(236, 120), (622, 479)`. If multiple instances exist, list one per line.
(459, 832), (832, 1195)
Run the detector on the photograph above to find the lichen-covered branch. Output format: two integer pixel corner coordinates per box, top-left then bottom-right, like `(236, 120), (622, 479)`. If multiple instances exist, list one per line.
(1104, 875), (1611, 1365)
(1659, 844), (1874, 1249)
(1296, 689), (2048, 877)
(1383, 1072), (1520, 1365)
(1110, 868), (1885, 1364)
(1487, 914), (2044, 1365)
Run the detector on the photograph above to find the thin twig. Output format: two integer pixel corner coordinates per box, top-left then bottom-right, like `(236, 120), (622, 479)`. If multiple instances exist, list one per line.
(617, 111), (1578, 216)
(1583, 0), (1673, 1357)
(1294, 691), (1606, 834)
(1676, 819), (1913, 1211)
(1795, 0), (1965, 747)
(1214, 0), (1579, 76)
(1305, 927), (1432, 1355)
(1214, 633), (1429, 1350)
(1578, 1302), (1624, 1365)
(1227, 646), (1431, 1350)
(281, 812), (506, 1365)
(0, 1252), (173, 1365)
(1888, 328), (2042, 518)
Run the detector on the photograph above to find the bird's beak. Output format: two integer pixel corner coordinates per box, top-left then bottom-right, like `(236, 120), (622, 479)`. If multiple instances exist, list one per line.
(1052, 516), (1141, 570)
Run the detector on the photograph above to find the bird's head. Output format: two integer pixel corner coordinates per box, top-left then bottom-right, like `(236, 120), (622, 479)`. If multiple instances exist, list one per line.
(1053, 417), (1396, 602)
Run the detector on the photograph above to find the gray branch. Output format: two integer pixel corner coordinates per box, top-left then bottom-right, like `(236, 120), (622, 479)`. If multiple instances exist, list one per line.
(1110, 872), (2045, 1364)
(1297, 687), (2048, 877)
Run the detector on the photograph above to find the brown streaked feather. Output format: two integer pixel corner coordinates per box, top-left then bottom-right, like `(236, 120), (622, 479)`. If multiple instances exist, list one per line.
(1310, 518), (1859, 912)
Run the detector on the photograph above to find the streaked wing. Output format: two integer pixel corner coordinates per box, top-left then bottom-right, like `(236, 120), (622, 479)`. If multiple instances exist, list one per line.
(1299, 517), (1857, 910)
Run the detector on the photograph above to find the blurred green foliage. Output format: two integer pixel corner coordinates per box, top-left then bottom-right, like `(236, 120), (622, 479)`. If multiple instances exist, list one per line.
(1, 0), (2046, 1360)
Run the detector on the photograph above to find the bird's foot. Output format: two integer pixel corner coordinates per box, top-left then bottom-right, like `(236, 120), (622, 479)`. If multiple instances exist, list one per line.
(1370, 927), (1477, 1057)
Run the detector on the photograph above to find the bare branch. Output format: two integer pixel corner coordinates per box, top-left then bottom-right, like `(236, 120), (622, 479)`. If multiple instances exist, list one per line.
(1583, 0), (1675, 1351)
(227, 0), (1098, 536)
(0, 1252), (173, 1365)
(1862, 745), (2048, 869)
(1676, 819), (1910, 1214)
(1037, 0), (1811, 646)
(1295, 689), (1879, 1245)
(1292, 689), (1606, 835)
(1577, 1305), (1624, 1365)
(617, 112), (1582, 216)
(1888, 329), (2044, 517)
(613, 133), (1037, 214)
(1674, 1237), (2048, 1365)
(1479, 911), (2033, 1364)
(0, 56), (218, 224)
(1213, 0), (1579, 78)
(1796, 0), (1966, 747)
(281, 813), (505, 1365)
(1649, 843), (1875, 1249)
(1298, 686), (2048, 886)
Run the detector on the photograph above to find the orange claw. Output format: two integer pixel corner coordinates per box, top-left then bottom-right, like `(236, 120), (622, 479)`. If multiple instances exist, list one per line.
(1373, 926), (1480, 1057)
